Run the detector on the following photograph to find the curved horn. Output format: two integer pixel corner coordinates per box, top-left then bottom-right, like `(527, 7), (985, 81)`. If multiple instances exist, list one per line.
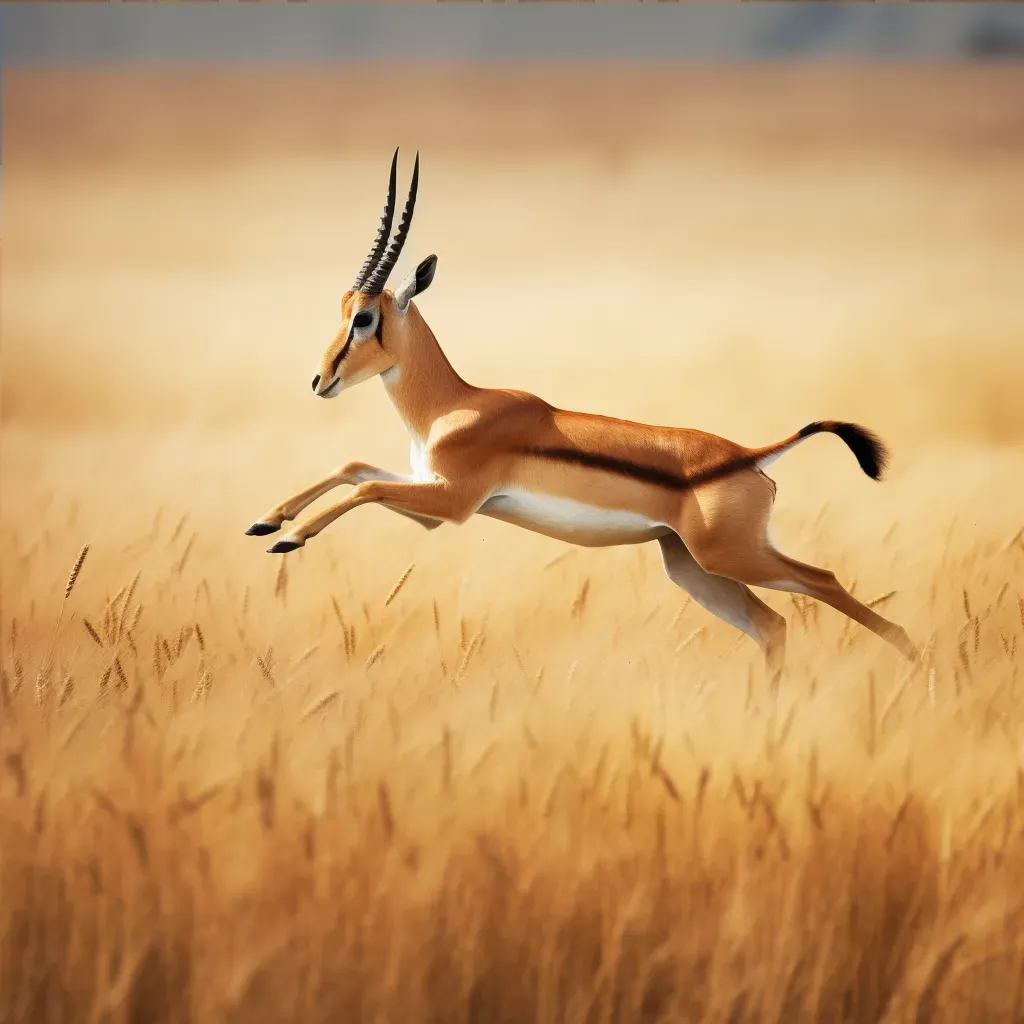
(352, 148), (399, 292)
(361, 151), (419, 296)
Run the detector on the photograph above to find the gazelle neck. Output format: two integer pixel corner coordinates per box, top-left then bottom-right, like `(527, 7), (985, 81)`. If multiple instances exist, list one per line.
(380, 307), (474, 441)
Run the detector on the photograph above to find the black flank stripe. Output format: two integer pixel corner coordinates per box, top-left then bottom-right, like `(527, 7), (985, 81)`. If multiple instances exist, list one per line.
(516, 447), (762, 491)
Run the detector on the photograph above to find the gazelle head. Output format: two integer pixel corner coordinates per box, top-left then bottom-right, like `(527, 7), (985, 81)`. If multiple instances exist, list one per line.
(312, 149), (438, 399)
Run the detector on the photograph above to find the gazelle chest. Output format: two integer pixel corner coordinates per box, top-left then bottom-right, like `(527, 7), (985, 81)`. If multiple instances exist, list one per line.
(409, 438), (434, 482)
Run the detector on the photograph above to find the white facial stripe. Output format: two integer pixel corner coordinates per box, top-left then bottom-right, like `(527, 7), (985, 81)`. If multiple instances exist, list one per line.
(330, 306), (378, 375)
(349, 309), (379, 341)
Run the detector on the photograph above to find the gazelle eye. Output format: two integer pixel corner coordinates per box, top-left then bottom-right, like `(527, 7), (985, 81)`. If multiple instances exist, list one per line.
(352, 311), (374, 330)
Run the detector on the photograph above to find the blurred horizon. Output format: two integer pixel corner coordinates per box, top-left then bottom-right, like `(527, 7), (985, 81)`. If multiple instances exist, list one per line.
(4, 3), (1024, 65)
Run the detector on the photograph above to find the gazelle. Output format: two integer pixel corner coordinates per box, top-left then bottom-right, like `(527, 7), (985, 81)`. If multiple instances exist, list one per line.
(247, 149), (919, 676)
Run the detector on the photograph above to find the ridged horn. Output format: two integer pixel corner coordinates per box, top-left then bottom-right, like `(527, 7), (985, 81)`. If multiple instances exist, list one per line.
(352, 148), (399, 292)
(361, 151), (419, 296)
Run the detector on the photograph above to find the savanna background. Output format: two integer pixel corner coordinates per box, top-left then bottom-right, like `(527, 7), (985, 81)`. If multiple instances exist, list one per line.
(3, 6), (1024, 1022)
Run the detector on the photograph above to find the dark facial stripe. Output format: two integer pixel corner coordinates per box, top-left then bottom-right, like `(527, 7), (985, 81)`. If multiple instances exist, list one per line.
(516, 447), (762, 491)
(332, 315), (383, 375)
(331, 332), (354, 376)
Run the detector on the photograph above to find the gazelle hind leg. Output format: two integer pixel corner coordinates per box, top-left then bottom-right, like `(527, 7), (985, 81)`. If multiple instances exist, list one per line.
(677, 472), (917, 663)
(759, 549), (919, 662)
(658, 533), (787, 678)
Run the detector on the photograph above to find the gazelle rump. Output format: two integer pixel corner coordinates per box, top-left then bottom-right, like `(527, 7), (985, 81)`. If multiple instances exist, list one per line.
(246, 149), (919, 675)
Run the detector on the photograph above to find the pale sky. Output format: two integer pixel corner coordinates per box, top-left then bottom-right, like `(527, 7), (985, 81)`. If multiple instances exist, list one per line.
(3, 3), (1024, 65)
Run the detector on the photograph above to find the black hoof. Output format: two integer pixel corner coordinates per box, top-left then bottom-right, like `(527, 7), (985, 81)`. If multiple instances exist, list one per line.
(246, 522), (280, 536)
(268, 539), (301, 554)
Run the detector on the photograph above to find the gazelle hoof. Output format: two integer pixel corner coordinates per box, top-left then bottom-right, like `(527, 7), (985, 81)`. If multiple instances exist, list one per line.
(246, 522), (281, 536)
(268, 538), (302, 554)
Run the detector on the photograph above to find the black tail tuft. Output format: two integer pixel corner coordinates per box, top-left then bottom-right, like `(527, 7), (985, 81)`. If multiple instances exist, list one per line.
(799, 420), (890, 480)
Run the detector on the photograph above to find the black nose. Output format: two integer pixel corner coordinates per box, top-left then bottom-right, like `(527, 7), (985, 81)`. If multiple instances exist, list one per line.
(311, 374), (320, 393)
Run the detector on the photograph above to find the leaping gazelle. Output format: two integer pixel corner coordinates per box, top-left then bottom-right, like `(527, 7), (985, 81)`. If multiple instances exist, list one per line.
(246, 149), (919, 676)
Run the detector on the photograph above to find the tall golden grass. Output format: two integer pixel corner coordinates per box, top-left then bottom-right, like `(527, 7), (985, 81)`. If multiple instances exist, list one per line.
(3, 66), (1024, 1022)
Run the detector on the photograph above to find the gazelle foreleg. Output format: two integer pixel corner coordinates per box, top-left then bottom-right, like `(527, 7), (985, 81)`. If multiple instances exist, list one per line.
(659, 533), (787, 678)
(266, 478), (488, 553)
(246, 462), (442, 537)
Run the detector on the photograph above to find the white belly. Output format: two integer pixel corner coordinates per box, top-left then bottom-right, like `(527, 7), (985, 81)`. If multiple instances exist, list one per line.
(478, 489), (669, 547)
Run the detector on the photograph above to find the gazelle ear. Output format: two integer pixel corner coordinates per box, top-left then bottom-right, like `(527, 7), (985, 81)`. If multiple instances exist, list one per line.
(394, 254), (438, 314)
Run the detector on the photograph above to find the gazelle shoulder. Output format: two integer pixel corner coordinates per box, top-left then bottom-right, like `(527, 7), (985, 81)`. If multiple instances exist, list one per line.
(424, 389), (553, 463)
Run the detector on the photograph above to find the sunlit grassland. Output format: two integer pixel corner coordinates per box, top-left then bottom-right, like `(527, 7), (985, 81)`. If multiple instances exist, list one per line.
(3, 64), (1024, 1023)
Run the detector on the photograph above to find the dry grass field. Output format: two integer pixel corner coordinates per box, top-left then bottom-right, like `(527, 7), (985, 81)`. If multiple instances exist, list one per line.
(2, 66), (1024, 1023)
